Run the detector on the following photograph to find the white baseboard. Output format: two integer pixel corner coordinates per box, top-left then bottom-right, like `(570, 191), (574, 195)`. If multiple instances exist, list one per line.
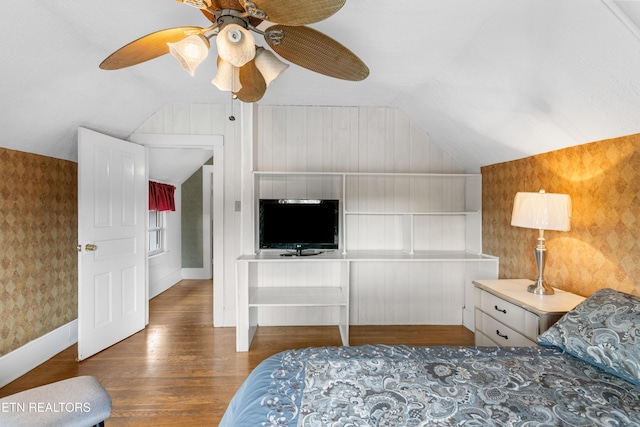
(149, 270), (183, 299)
(0, 320), (78, 388)
(181, 268), (211, 280)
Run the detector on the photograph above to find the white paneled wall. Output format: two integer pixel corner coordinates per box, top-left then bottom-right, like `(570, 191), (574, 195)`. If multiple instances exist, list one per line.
(249, 106), (497, 327)
(257, 174), (342, 201)
(256, 106), (460, 174)
(350, 262), (464, 325)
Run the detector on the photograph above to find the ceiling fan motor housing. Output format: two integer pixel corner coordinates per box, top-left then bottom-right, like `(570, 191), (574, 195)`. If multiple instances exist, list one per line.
(216, 11), (250, 31)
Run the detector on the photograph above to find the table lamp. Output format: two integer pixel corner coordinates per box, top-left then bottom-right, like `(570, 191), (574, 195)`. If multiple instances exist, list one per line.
(511, 190), (572, 295)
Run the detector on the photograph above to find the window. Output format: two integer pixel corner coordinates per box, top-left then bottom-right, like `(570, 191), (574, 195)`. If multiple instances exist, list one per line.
(148, 210), (165, 255)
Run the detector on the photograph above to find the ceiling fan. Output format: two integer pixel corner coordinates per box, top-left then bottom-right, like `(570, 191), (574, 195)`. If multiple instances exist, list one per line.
(99, 0), (369, 103)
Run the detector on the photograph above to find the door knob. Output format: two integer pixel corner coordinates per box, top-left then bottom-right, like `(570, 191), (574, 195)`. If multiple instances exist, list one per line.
(85, 244), (97, 251)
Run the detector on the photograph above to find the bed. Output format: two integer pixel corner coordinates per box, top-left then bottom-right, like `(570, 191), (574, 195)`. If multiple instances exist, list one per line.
(220, 288), (640, 426)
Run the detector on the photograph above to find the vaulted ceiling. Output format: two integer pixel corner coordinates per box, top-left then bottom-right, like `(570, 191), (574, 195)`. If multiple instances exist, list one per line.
(1, 0), (639, 172)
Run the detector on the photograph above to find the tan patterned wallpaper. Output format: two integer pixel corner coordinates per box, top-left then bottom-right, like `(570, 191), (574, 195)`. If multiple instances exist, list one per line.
(482, 133), (640, 297)
(0, 147), (77, 356)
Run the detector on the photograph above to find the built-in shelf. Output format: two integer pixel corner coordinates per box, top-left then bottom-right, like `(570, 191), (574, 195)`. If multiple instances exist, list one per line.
(236, 169), (498, 352)
(239, 250), (497, 262)
(253, 170), (482, 255)
(344, 250), (497, 261)
(249, 287), (348, 307)
(254, 171), (481, 177)
(237, 255), (350, 351)
(345, 211), (480, 215)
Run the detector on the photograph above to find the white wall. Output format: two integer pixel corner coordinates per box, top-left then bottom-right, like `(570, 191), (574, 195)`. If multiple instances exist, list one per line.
(148, 185), (183, 299)
(256, 106), (462, 174)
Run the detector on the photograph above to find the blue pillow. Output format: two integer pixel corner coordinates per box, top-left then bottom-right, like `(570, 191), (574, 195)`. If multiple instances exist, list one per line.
(538, 288), (640, 386)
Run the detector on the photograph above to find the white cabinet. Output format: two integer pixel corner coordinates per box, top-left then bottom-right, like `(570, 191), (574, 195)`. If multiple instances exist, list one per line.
(473, 279), (585, 346)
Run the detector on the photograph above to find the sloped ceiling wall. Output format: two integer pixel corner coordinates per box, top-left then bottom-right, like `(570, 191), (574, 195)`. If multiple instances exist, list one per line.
(398, 0), (640, 171)
(0, 1), (639, 172)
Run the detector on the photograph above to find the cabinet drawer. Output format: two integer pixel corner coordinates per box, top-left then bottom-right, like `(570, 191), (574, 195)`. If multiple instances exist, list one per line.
(479, 289), (539, 339)
(475, 329), (499, 346)
(475, 310), (537, 347)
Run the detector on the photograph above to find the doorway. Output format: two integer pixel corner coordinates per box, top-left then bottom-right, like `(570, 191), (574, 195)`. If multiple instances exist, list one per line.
(130, 134), (224, 327)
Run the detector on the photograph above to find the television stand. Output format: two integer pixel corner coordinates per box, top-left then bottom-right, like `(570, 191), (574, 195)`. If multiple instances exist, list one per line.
(280, 248), (322, 257)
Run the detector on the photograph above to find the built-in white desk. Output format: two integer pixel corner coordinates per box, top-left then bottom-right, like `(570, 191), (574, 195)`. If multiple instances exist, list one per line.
(236, 250), (498, 351)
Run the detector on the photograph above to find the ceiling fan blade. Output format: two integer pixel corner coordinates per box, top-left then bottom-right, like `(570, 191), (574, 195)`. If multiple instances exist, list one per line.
(241, 0), (345, 25)
(200, 0), (242, 20)
(100, 27), (205, 70)
(235, 59), (267, 102)
(201, 9), (217, 23)
(264, 25), (369, 81)
(210, 0), (245, 8)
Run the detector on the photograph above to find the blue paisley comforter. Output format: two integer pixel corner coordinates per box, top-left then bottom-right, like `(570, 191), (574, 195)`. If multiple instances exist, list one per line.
(220, 345), (640, 426)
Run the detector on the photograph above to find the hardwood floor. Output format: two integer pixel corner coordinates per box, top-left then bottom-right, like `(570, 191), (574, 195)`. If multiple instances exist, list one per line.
(0, 279), (475, 425)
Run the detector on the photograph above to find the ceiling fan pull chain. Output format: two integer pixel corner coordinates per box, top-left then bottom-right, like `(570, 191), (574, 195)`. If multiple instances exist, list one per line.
(229, 92), (236, 121)
(229, 65), (238, 121)
(244, 1), (269, 20)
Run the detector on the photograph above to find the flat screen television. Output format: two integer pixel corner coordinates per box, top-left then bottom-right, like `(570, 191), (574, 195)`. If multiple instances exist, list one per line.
(259, 199), (339, 256)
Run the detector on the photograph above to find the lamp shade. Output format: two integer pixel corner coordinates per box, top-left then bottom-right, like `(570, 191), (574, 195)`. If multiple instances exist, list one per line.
(254, 47), (288, 86)
(211, 58), (242, 92)
(511, 190), (571, 231)
(216, 24), (255, 67)
(168, 34), (210, 76)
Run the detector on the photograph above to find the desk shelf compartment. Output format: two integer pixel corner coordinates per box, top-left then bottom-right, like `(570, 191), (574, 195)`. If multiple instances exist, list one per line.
(236, 257), (350, 351)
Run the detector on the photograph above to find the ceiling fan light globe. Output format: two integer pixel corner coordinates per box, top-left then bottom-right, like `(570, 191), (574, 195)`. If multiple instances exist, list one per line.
(216, 24), (256, 67)
(227, 29), (243, 43)
(255, 47), (289, 86)
(168, 34), (210, 76)
(212, 58), (242, 92)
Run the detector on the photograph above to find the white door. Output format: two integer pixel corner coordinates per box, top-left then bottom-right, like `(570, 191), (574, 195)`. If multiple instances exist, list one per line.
(77, 127), (147, 361)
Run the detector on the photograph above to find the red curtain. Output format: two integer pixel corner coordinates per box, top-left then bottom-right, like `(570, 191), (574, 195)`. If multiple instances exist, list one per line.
(149, 181), (176, 212)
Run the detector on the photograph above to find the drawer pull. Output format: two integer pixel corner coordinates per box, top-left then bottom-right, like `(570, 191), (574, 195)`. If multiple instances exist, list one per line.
(496, 330), (508, 340)
(494, 305), (507, 314)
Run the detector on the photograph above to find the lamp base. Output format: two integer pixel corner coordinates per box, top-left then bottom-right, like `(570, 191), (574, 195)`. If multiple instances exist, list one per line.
(527, 280), (555, 295)
(528, 235), (554, 295)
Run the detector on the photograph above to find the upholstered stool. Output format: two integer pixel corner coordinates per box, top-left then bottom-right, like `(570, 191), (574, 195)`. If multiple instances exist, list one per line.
(0, 376), (111, 426)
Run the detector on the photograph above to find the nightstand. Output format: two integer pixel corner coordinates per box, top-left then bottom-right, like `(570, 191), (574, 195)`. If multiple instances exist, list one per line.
(473, 279), (585, 346)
